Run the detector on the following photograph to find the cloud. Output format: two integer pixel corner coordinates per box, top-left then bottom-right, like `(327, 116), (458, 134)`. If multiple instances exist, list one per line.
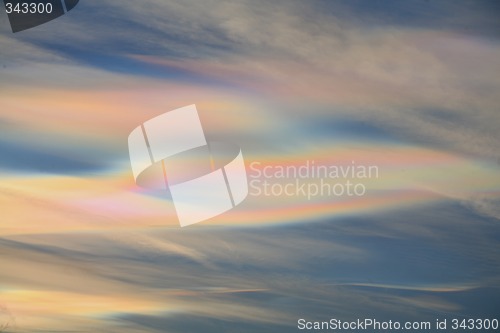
(2, 195), (500, 332)
(464, 194), (500, 221)
(76, 0), (498, 160)
(1, 1), (500, 332)
(0, 139), (109, 174)
(2, 0), (499, 161)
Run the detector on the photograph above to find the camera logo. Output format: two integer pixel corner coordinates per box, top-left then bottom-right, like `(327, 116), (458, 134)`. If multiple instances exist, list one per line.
(128, 105), (248, 227)
(4, 0), (80, 33)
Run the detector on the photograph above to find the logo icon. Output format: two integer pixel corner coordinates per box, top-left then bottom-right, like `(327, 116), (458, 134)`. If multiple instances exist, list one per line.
(128, 105), (248, 227)
(4, 0), (80, 33)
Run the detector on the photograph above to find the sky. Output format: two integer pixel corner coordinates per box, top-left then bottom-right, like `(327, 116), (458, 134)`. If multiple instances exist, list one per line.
(0, 1), (500, 332)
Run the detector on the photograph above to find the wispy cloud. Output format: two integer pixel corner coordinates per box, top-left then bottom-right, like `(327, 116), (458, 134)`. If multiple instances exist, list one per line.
(1, 1), (499, 332)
